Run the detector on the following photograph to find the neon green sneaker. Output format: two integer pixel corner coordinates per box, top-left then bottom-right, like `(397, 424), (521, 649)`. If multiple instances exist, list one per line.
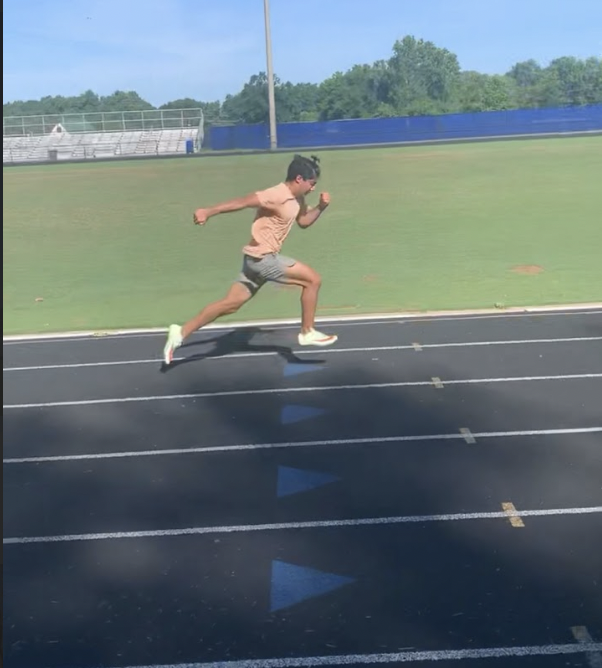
(163, 324), (183, 364)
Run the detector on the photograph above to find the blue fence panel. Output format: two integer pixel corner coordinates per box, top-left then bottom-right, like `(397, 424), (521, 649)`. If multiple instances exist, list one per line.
(208, 123), (270, 150)
(208, 105), (602, 151)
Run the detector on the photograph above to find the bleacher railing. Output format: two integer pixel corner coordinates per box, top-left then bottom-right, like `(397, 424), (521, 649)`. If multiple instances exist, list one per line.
(3, 108), (204, 137)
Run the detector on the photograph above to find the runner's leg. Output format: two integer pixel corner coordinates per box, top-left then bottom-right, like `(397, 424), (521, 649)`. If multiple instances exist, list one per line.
(279, 260), (338, 346)
(280, 261), (321, 332)
(163, 282), (254, 365)
(181, 282), (253, 339)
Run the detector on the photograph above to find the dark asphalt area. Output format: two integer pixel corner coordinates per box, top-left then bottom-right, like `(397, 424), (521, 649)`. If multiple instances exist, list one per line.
(3, 308), (602, 668)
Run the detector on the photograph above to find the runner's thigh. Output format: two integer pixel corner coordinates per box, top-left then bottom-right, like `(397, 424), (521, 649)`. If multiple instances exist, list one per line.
(281, 259), (320, 286)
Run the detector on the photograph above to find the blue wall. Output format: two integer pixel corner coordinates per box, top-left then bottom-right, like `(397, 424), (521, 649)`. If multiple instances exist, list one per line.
(208, 105), (602, 151)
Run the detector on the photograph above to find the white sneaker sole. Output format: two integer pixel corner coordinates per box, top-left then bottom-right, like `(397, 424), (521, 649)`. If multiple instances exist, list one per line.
(297, 335), (338, 347)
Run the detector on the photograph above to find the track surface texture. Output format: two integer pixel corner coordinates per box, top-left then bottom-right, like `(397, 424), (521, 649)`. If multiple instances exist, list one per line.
(3, 308), (602, 668)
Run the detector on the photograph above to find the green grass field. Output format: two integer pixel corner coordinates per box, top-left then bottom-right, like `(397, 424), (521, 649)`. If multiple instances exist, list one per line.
(3, 135), (602, 335)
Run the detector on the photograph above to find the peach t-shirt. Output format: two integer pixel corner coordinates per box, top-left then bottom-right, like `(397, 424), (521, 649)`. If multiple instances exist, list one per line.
(242, 182), (301, 258)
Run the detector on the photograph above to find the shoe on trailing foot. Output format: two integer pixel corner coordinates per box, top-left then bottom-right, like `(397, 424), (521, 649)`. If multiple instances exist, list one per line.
(163, 324), (183, 364)
(297, 328), (338, 347)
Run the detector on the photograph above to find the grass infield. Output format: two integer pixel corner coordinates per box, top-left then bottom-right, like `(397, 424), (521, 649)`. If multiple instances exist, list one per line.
(3, 135), (601, 335)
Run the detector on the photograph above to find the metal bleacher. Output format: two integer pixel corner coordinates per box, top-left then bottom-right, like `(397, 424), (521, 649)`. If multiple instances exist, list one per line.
(3, 108), (204, 165)
(3, 128), (200, 163)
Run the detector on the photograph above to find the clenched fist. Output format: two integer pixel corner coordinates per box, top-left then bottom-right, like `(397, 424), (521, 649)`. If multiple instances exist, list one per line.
(318, 192), (331, 211)
(193, 208), (209, 225)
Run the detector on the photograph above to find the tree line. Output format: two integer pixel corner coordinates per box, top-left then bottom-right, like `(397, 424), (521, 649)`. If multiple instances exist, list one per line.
(3, 36), (601, 132)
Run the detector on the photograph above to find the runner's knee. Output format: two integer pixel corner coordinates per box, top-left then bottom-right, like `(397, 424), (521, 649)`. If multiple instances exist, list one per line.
(292, 263), (321, 287)
(307, 269), (322, 288)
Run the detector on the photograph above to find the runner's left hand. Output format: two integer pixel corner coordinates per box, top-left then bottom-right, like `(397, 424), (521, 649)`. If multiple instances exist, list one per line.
(318, 192), (330, 210)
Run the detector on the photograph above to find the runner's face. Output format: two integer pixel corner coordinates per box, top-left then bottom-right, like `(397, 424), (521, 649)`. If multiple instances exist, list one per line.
(289, 174), (318, 196)
(298, 176), (317, 194)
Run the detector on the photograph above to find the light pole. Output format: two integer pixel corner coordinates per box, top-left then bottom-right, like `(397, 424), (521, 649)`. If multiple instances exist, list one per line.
(263, 0), (277, 149)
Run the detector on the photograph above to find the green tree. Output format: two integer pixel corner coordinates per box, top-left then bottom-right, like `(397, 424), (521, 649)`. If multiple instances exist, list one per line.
(456, 72), (515, 112)
(221, 73), (319, 124)
(318, 62), (392, 121)
(386, 35), (461, 115)
(3, 35), (601, 131)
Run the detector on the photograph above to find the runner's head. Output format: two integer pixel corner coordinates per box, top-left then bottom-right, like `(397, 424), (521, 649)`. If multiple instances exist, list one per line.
(285, 154), (321, 195)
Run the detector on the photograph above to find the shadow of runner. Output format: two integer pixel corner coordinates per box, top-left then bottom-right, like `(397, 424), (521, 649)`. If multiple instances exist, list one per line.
(160, 326), (326, 373)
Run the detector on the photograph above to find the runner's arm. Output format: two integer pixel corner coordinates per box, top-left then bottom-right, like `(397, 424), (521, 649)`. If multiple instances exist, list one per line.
(206, 192), (262, 216)
(296, 194), (330, 228)
(194, 192), (262, 225)
(297, 206), (324, 228)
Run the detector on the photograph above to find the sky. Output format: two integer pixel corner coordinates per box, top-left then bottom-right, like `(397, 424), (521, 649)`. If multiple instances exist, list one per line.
(3, 0), (601, 107)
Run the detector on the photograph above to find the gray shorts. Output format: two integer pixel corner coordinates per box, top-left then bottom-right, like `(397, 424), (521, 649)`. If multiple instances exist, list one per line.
(236, 253), (297, 295)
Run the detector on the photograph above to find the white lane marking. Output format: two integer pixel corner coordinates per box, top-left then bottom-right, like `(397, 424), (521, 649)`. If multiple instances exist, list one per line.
(3, 304), (602, 343)
(36, 642), (602, 668)
(3, 336), (602, 371)
(4, 373), (602, 409)
(4, 505), (602, 545)
(4, 427), (600, 465)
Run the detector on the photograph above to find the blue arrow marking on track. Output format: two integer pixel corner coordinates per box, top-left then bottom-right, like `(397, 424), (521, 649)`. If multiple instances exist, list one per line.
(280, 405), (327, 425)
(277, 466), (339, 498)
(283, 363), (324, 378)
(270, 560), (355, 612)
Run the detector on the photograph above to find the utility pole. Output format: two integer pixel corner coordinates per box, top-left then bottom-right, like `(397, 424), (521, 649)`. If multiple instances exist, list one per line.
(263, 0), (277, 149)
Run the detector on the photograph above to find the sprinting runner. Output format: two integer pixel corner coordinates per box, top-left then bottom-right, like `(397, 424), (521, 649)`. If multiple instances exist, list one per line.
(163, 154), (338, 365)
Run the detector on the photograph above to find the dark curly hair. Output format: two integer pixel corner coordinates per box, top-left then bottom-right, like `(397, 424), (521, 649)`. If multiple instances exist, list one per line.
(286, 154), (321, 181)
